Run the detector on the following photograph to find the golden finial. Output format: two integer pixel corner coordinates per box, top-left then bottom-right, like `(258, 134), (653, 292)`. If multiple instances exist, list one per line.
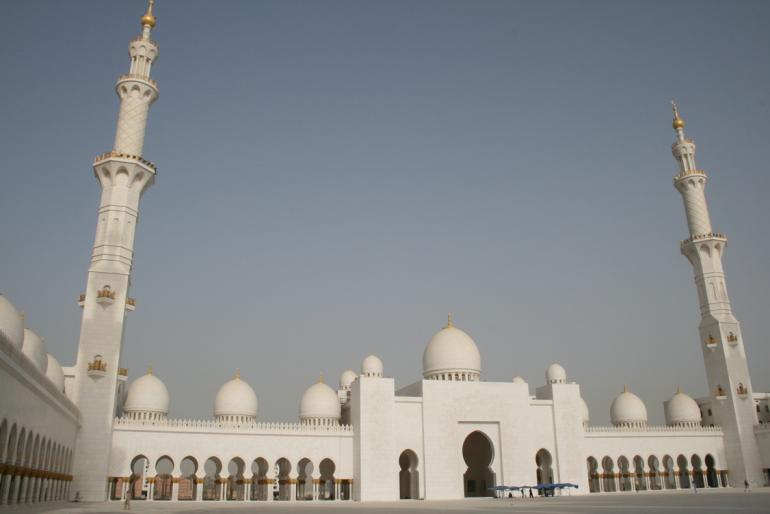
(623, 384), (629, 393)
(446, 313), (453, 328)
(318, 372), (324, 384)
(235, 369), (240, 379)
(141, 0), (157, 28)
(671, 100), (685, 130)
(676, 385), (682, 394)
(147, 366), (153, 375)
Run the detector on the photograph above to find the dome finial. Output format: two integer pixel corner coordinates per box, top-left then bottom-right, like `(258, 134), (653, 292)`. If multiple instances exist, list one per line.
(147, 366), (153, 375)
(141, 0), (157, 28)
(446, 313), (453, 328)
(671, 100), (685, 130)
(235, 368), (240, 379)
(676, 384), (682, 394)
(623, 383), (628, 393)
(318, 372), (324, 384)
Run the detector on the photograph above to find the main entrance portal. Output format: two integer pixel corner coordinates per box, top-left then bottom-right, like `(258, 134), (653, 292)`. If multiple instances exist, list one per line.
(462, 431), (495, 497)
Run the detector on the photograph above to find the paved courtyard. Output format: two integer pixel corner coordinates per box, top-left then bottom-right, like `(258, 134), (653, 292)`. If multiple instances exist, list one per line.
(3, 490), (769, 514)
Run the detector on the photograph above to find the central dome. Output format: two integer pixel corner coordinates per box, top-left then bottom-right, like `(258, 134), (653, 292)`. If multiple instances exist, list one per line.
(610, 386), (648, 428)
(664, 388), (702, 427)
(422, 317), (481, 381)
(214, 371), (258, 422)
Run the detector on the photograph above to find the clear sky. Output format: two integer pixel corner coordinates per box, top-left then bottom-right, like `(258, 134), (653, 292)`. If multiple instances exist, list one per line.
(1, 0), (768, 424)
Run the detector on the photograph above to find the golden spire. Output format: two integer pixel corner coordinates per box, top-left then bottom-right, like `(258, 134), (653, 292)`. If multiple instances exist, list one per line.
(623, 384), (629, 393)
(446, 313), (453, 328)
(147, 366), (153, 375)
(318, 372), (324, 384)
(141, 0), (157, 28)
(235, 368), (241, 379)
(676, 385), (682, 394)
(671, 100), (685, 130)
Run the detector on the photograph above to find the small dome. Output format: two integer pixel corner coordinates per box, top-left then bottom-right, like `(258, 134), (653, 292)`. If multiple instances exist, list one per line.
(665, 388), (702, 427)
(361, 355), (383, 377)
(124, 370), (170, 416)
(0, 295), (24, 349)
(300, 378), (341, 423)
(610, 386), (648, 427)
(339, 369), (357, 390)
(512, 376), (526, 384)
(46, 354), (65, 392)
(214, 371), (258, 420)
(22, 328), (48, 373)
(422, 317), (481, 381)
(581, 397), (590, 425)
(546, 363), (567, 384)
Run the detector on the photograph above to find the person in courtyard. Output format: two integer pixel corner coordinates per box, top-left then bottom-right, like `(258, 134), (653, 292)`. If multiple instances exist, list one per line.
(744, 479), (750, 493)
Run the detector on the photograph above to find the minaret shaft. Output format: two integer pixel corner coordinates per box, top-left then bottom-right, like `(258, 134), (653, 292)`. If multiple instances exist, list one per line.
(671, 104), (762, 487)
(70, 4), (159, 501)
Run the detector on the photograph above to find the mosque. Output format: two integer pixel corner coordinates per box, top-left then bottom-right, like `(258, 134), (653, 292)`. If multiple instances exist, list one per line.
(1, 1), (769, 506)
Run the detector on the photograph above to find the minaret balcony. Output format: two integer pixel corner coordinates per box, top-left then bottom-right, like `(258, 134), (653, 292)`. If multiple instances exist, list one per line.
(96, 286), (117, 306)
(77, 293), (85, 308)
(681, 232), (727, 246)
(704, 335), (719, 351)
(726, 332), (739, 346)
(87, 356), (108, 379)
(126, 297), (136, 312)
(714, 386), (727, 401)
(94, 150), (157, 173)
(736, 384), (749, 399)
(116, 73), (158, 89)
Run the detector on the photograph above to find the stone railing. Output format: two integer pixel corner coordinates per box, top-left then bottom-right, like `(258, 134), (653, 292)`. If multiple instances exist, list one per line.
(675, 168), (706, 180)
(130, 35), (158, 47)
(113, 417), (354, 435)
(681, 232), (727, 246)
(585, 425), (722, 434)
(116, 73), (158, 89)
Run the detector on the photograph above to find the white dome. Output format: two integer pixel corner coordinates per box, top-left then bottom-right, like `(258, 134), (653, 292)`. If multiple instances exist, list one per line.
(581, 397), (590, 424)
(21, 328), (48, 373)
(610, 386), (648, 427)
(46, 354), (65, 392)
(300, 379), (341, 422)
(340, 369), (357, 390)
(361, 355), (383, 377)
(214, 373), (258, 419)
(512, 376), (526, 384)
(0, 295), (24, 349)
(546, 363), (567, 384)
(665, 388), (702, 427)
(124, 371), (170, 415)
(422, 319), (481, 381)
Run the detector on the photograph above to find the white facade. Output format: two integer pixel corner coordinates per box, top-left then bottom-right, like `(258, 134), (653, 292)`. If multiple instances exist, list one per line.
(1, 3), (770, 507)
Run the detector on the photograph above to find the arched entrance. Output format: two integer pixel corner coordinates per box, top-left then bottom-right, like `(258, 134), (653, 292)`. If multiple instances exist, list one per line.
(178, 457), (197, 500)
(251, 458), (269, 500)
(154, 456), (174, 500)
(677, 455), (690, 489)
(586, 457), (599, 493)
(705, 454), (718, 488)
(601, 456), (616, 492)
(319, 458), (336, 500)
(399, 450), (419, 499)
(129, 455), (149, 500)
(462, 431), (495, 497)
(535, 449), (554, 495)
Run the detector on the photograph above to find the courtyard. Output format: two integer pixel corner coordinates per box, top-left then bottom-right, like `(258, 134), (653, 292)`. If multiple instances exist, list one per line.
(3, 489), (769, 514)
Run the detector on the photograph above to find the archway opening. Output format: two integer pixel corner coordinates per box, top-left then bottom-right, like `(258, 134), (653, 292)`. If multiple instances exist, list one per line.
(399, 450), (420, 499)
(129, 455), (149, 500)
(319, 458), (336, 500)
(691, 455), (704, 488)
(586, 457), (599, 493)
(648, 456), (661, 490)
(663, 455), (676, 489)
(618, 456), (631, 492)
(179, 457), (197, 500)
(633, 455), (646, 491)
(677, 455), (690, 489)
(276, 458), (291, 501)
(251, 458), (269, 501)
(601, 456), (616, 492)
(227, 457), (245, 500)
(296, 458), (314, 500)
(462, 431), (495, 497)
(154, 456), (174, 500)
(203, 457), (222, 500)
(705, 454), (718, 488)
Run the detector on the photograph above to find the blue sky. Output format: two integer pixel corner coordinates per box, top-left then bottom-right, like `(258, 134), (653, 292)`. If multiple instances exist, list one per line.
(1, 0), (768, 423)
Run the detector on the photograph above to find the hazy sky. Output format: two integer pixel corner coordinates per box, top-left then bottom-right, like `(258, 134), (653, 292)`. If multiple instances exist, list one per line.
(1, 0), (768, 424)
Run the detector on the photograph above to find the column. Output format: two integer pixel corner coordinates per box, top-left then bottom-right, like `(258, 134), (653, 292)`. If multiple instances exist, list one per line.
(312, 480), (318, 500)
(171, 478), (179, 501)
(243, 476), (251, 501)
(220, 479), (225, 501)
(289, 478), (296, 501)
(147, 478), (154, 501)
(335, 480), (341, 500)
(266, 476), (273, 501)
(195, 477), (203, 501)
(19, 475), (29, 503)
(0, 473), (11, 504)
(614, 473), (620, 493)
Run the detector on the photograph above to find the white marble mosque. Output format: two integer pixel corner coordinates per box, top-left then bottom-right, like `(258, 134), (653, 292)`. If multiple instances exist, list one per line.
(1, 1), (770, 507)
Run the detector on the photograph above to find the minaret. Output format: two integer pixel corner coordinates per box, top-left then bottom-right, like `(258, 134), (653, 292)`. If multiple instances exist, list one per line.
(671, 102), (762, 486)
(70, 1), (160, 501)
